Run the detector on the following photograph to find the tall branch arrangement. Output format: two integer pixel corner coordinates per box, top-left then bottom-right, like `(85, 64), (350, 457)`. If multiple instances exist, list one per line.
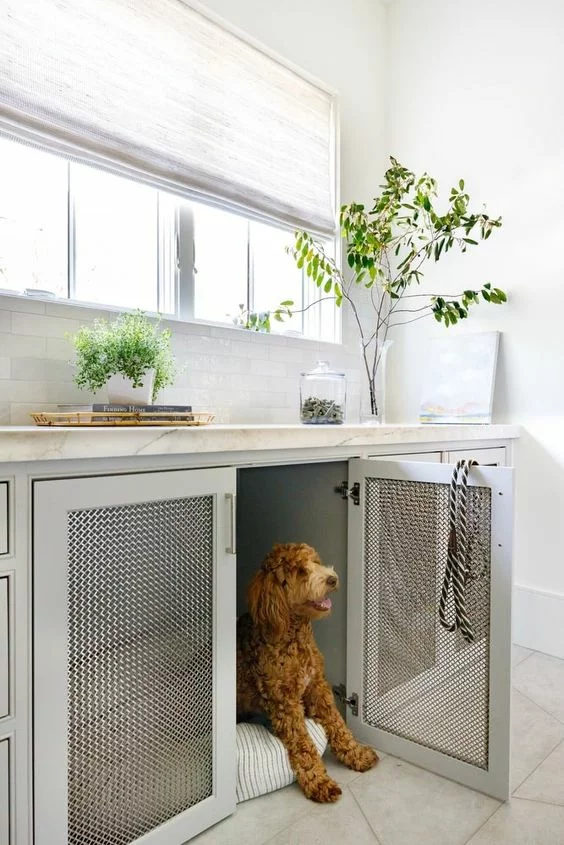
(281, 157), (506, 417)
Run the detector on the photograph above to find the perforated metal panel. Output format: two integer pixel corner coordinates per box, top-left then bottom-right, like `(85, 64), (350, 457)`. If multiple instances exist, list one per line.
(363, 477), (491, 770)
(67, 495), (214, 845)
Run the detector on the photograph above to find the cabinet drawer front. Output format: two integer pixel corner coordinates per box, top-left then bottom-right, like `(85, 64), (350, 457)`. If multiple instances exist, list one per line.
(0, 482), (8, 555)
(0, 737), (11, 844)
(369, 452), (442, 462)
(0, 577), (8, 719)
(445, 447), (506, 467)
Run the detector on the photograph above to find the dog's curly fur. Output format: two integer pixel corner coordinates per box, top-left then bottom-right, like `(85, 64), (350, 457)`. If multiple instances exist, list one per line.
(237, 542), (378, 803)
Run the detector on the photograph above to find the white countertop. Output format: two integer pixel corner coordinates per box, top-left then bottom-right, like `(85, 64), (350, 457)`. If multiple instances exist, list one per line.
(0, 423), (519, 464)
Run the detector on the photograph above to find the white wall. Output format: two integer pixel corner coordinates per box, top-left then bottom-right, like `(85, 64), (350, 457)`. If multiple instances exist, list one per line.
(0, 0), (388, 425)
(386, 0), (564, 656)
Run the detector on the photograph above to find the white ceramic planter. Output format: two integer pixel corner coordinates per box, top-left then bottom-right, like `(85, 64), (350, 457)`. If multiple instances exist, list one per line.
(106, 369), (155, 406)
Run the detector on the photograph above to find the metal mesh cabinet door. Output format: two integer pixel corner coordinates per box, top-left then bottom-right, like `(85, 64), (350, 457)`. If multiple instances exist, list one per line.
(346, 458), (513, 800)
(33, 467), (236, 845)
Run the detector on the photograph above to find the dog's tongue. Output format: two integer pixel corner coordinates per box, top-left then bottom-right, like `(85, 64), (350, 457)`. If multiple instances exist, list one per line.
(313, 597), (332, 610)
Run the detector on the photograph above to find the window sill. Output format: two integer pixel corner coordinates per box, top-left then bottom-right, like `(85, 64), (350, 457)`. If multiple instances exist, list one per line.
(0, 289), (343, 347)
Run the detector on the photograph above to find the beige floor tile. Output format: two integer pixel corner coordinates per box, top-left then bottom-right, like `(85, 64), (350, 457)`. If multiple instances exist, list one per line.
(515, 739), (564, 805)
(191, 784), (310, 845)
(511, 689), (564, 791)
(265, 788), (380, 845)
(466, 797), (564, 844)
(349, 756), (499, 845)
(513, 652), (564, 722)
(512, 645), (533, 667)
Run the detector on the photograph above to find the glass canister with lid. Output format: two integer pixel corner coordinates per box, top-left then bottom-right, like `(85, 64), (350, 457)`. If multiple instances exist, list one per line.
(300, 361), (346, 424)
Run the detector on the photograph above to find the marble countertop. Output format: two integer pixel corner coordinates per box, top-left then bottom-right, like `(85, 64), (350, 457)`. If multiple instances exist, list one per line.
(0, 423), (519, 464)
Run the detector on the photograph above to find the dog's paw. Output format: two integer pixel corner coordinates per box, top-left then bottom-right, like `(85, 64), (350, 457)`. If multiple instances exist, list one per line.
(306, 775), (342, 803)
(346, 744), (379, 772)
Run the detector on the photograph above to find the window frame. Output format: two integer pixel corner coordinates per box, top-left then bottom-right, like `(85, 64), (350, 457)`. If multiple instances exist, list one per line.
(0, 137), (342, 344)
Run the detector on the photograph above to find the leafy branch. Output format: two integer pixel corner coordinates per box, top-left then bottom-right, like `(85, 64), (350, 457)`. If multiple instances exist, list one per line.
(282, 156), (506, 416)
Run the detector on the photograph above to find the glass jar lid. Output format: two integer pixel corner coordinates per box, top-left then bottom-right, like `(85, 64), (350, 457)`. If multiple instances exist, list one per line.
(301, 360), (345, 378)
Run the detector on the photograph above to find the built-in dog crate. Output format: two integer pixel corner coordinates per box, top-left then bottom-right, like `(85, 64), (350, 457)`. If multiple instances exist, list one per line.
(30, 446), (512, 845)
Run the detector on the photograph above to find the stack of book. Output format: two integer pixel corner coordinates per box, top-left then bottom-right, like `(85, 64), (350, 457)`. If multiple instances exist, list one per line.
(57, 404), (192, 421)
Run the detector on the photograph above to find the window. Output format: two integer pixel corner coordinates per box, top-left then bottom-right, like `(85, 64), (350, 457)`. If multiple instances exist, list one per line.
(0, 136), (339, 342)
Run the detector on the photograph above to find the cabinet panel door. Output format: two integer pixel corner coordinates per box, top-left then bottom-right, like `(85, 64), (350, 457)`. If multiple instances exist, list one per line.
(0, 482), (8, 555)
(346, 458), (513, 800)
(0, 577), (8, 719)
(33, 467), (236, 845)
(0, 737), (10, 844)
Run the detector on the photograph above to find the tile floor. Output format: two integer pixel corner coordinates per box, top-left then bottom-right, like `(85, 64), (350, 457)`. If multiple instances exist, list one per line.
(193, 646), (564, 845)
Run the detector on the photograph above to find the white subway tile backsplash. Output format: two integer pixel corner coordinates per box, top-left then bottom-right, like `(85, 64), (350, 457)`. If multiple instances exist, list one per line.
(12, 357), (75, 383)
(46, 337), (74, 361)
(268, 345), (308, 364)
(1, 380), (50, 403)
(249, 359), (287, 378)
(0, 295), (362, 425)
(0, 293), (46, 314)
(11, 313), (81, 338)
(0, 333), (47, 358)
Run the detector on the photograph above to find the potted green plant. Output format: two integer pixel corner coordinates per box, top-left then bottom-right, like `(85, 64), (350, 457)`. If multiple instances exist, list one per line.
(69, 310), (176, 405)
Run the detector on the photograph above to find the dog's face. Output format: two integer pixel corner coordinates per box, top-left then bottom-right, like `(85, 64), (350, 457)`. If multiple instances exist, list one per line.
(248, 543), (339, 638)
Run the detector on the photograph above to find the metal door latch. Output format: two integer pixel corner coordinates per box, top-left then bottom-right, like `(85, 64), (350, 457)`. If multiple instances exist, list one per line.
(334, 481), (360, 506)
(332, 683), (359, 716)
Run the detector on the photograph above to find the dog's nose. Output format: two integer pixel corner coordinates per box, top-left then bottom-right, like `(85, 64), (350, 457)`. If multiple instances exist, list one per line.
(326, 575), (338, 587)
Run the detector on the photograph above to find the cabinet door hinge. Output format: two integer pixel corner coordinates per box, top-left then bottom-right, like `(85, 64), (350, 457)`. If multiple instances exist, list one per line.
(332, 683), (359, 716)
(334, 481), (360, 506)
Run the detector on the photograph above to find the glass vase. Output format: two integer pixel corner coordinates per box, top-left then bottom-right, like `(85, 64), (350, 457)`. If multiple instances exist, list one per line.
(359, 339), (393, 425)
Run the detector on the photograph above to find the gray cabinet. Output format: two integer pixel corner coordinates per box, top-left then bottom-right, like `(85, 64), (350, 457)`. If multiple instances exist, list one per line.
(33, 467), (236, 845)
(346, 458), (513, 800)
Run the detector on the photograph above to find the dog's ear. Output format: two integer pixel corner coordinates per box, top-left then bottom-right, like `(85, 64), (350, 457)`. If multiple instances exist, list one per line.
(247, 568), (289, 641)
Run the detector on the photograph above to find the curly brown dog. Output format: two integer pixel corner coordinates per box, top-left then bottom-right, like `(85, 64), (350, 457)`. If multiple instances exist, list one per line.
(237, 542), (378, 803)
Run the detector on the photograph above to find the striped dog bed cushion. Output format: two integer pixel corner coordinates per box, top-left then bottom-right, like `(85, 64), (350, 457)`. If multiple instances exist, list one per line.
(236, 719), (328, 803)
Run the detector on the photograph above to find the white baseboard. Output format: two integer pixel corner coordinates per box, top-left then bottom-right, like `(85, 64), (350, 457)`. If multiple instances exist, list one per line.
(513, 584), (564, 660)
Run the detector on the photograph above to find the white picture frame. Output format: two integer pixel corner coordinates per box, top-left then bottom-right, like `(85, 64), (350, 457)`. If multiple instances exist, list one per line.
(419, 331), (500, 424)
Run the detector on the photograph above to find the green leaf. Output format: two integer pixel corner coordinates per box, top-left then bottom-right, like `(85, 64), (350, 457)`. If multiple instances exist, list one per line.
(280, 300), (294, 307)
(324, 279), (332, 293)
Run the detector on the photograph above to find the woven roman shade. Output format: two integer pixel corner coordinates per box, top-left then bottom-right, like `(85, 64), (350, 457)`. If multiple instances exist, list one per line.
(0, 0), (337, 235)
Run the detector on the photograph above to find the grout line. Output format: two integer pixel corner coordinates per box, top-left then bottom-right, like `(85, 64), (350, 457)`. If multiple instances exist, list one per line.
(349, 785), (384, 845)
(512, 649), (535, 668)
(512, 736), (564, 798)
(460, 799), (503, 845)
(513, 685), (564, 727)
(509, 794), (564, 809)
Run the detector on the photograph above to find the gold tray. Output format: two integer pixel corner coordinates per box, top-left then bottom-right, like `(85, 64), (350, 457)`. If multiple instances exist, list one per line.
(31, 411), (215, 427)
